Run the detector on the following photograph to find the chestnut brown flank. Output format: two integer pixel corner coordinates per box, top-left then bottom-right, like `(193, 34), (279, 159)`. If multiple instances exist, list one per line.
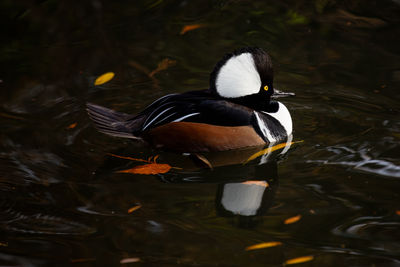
(143, 122), (266, 152)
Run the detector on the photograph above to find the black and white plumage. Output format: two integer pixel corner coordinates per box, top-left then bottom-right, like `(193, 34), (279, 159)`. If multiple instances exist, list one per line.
(87, 47), (293, 152)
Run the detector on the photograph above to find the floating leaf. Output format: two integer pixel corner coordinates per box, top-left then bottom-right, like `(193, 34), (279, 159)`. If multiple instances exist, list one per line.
(180, 24), (206, 35)
(94, 72), (115, 86)
(244, 141), (303, 164)
(245, 241), (282, 251)
(128, 205), (142, 213)
(284, 255), (314, 265)
(67, 122), (77, 129)
(241, 181), (269, 188)
(118, 163), (172, 175)
(284, 215), (302, 225)
(120, 257), (140, 264)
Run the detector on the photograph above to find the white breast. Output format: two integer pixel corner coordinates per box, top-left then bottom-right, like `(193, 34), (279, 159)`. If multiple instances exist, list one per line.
(264, 102), (292, 135)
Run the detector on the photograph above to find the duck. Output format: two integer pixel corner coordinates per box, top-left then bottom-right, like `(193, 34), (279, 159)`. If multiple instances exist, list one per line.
(87, 47), (294, 152)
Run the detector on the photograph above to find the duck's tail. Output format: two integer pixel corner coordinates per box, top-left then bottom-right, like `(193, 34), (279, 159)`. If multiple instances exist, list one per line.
(86, 103), (142, 140)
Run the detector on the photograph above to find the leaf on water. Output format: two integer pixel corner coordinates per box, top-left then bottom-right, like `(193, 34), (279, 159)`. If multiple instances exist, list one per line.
(120, 257), (140, 264)
(67, 122), (77, 129)
(284, 255), (314, 265)
(94, 72), (115, 86)
(180, 24), (206, 35)
(245, 241), (282, 251)
(241, 181), (269, 188)
(284, 215), (302, 225)
(118, 163), (172, 175)
(244, 141), (303, 164)
(149, 58), (177, 77)
(128, 204), (142, 213)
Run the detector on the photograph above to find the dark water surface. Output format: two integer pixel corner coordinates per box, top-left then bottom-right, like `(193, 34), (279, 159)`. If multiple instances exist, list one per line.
(1, 1), (400, 266)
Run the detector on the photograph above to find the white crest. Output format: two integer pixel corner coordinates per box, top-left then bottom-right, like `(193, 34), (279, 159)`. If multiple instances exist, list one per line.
(215, 53), (261, 98)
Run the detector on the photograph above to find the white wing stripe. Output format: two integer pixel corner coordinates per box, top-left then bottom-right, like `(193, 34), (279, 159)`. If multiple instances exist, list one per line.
(142, 106), (174, 130)
(172, 113), (200, 122)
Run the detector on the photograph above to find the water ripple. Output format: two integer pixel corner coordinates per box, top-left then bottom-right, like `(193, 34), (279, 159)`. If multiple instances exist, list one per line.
(306, 144), (400, 178)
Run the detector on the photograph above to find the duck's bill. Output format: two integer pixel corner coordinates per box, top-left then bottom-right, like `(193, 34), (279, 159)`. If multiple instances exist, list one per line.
(272, 88), (295, 99)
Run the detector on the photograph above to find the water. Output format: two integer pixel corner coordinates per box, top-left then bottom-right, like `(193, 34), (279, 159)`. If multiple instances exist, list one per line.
(1, 1), (400, 266)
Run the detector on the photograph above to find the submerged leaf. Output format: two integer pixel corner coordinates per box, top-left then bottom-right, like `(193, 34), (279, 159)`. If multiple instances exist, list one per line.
(245, 241), (282, 251)
(118, 163), (172, 175)
(94, 72), (115, 86)
(149, 58), (177, 77)
(67, 123), (77, 129)
(284, 215), (302, 225)
(120, 257), (140, 264)
(284, 255), (314, 265)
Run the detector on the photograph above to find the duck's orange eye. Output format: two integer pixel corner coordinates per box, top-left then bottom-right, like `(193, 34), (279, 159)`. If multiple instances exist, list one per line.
(264, 85), (269, 91)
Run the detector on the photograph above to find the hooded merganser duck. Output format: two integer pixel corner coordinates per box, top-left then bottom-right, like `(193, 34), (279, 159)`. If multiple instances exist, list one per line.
(87, 47), (294, 152)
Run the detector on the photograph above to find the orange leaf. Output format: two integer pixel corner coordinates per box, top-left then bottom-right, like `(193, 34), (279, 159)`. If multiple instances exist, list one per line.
(118, 163), (172, 175)
(245, 241), (282, 251)
(284, 255), (314, 265)
(241, 181), (269, 187)
(120, 257), (140, 264)
(284, 215), (302, 225)
(67, 122), (77, 129)
(180, 24), (205, 35)
(128, 204), (142, 213)
(94, 72), (115, 86)
(396, 210), (400, 216)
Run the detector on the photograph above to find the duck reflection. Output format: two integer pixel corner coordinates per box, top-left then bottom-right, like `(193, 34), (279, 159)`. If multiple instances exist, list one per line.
(162, 136), (294, 227)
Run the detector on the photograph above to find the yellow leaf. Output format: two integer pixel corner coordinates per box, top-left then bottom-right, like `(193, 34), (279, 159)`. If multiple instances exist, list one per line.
(180, 24), (206, 35)
(284, 255), (314, 265)
(284, 215), (302, 225)
(94, 72), (115, 86)
(128, 205), (142, 213)
(244, 141), (303, 164)
(120, 257), (140, 264)
(241, 181), (269, 188)
(245, 241), (282, 251)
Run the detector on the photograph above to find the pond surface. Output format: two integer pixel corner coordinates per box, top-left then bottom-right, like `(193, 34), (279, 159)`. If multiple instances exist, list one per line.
(1, 1), (400, 266)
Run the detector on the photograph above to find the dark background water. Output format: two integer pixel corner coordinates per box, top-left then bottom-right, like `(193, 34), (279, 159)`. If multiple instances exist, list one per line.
(1, 0), (400, 266)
